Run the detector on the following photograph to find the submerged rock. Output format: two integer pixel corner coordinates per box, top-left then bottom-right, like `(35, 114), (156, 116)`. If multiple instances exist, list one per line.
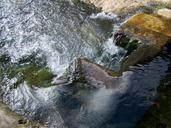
(4, 64), (55, 88)
(17, 66), (55, 88)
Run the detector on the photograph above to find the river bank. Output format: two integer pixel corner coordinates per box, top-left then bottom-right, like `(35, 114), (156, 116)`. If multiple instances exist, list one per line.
(0, 102), (46, 128)
(82, 0), (171, 14)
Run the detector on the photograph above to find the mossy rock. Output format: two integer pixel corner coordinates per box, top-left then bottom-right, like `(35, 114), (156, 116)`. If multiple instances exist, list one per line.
(0, 53), (55, 88)
(135, 74), (171, 128)
(121, 13), (171, 38)
(114, 32), (165, 74)
(14, 65), (55, 88)
(3, 64), (55, 88)
(115, 33), (139, 56)
(119, 44), (162, 73)
(114, 13), (171, 74)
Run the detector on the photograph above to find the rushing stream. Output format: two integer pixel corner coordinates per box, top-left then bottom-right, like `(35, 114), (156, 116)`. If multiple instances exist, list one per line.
(0, 0), (171, 128)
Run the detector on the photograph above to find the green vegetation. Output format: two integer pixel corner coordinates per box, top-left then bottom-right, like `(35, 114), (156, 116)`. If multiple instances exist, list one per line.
(115, 35), (139, 56)
(0, 53), (55, 88)
(13, 65), (55, 88)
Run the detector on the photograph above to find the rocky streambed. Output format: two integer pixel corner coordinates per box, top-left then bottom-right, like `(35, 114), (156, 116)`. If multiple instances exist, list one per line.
(0, 0), (171, 128)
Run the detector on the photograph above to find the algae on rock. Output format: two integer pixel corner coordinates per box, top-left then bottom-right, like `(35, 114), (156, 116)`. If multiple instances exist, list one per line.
(14, 65), (55, 88)
(0, 53), (55, 88)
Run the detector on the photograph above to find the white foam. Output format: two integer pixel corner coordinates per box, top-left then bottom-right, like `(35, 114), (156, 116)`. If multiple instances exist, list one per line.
(90, 12), (118, 20)
(103, 37), (120, 55)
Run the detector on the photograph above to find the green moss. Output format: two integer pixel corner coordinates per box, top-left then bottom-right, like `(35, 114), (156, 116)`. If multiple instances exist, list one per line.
(5, 64), (55, 88)
(0, 53), (55, 88)
(16, 65), (55, 88)
(125, 40), (139, 55)
(33, 67), (55, 86)
(7, 66), (18, 79)
(136, 74), (171, 128)
(116, 36), (130, 48)
(115, 35), (139, 56)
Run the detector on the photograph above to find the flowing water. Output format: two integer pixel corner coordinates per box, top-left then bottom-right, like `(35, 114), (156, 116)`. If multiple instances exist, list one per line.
(0, 0), (171, 128)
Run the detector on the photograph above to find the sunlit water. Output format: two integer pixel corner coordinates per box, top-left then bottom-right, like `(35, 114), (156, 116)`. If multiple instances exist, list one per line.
(0, 0), (171, 128)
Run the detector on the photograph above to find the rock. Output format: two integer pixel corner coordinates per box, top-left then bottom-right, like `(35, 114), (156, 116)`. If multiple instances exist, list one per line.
(7, 65), (55, 88)
(82, 0), (171, 14)
(82, 0), (143, 13)
(115, 13), (171, 73)
(0, 101), (46, 128)
(157, 8), (171, 19)
(122, 13), (171, 37)
(73, 58), (122, 88)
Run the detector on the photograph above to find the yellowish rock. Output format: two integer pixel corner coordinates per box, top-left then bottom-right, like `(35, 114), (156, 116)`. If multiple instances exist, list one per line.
(157, 8), (171, 19)
(117, 13), (171, 73)
(124, 13), (171, 37)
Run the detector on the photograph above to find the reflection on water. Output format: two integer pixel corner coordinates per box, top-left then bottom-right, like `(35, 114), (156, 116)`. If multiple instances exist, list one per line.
(0, 0), (171, 128)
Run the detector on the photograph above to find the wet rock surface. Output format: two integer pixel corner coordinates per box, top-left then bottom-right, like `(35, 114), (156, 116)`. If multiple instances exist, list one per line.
(0, 101), (46, 128)
(74, 58), (124, 88)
